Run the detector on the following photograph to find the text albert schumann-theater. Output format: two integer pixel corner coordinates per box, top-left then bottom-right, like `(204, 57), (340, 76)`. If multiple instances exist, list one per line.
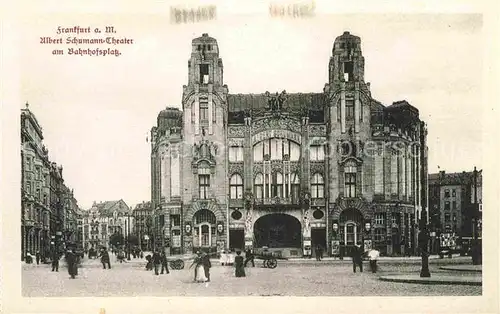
(149, 31), (428, 258)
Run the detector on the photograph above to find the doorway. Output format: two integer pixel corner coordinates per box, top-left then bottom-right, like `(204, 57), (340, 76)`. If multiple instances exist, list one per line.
(311, 228), (326, 257)
(254, 214), (301, 248)
(229, 229), (244, 250)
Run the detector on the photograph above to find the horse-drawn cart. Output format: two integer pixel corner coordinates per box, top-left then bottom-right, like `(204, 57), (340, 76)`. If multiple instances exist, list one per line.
(253, 248), (287, 269)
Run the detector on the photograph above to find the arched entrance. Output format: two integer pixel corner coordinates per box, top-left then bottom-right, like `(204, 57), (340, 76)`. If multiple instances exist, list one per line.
(339, 208), (364, 256)
(193, 209), (216, 249)
(253, 214), (301, 248)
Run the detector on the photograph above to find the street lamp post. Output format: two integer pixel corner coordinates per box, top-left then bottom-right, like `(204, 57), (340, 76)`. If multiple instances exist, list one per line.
(419, 121), (430, 278)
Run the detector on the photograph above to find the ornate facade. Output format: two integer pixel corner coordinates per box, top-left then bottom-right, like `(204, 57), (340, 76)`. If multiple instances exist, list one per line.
(21, 104), (82, 260)
(151, 32), (428, 257)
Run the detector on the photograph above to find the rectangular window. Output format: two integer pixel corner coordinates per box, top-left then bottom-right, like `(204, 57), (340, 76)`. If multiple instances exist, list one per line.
(253, 142), (263, 161)
(229, 146), (244, 162)
(444, 201), (450, 211)
(452, 201), (456, 210)
(445, 213), (451, 223)
(345, 173), (356, 198)
(452, 189), (456, 197)
(374, 228), (385, 242)
(374, 213), (385, 225)
(199, 101), (209, 124)
(444, 189), (450, 198)
(344, 62), (354, 82)
(200, 64), (209, 84)
(310, 145), (325, 161)
(199, 175), (210, 199)
(171, 215), (181, 227)
(346, 99), (354, 120)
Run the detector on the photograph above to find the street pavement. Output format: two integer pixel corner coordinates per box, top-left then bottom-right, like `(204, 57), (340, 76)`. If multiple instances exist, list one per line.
(22, 255), (481, 297)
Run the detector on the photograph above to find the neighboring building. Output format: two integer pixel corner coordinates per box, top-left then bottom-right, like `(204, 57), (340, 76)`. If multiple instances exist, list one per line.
(21, 103), (51, 259)
(81, 200), (133, 250)
(132, 201), (154, 251)
(150, 32), (428, 257)
(21, 103), (81, 260)
(428, 168), (483, 250)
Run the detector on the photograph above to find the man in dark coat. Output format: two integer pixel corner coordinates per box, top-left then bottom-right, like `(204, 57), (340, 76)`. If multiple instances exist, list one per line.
(35, 251), (41, 265)
(351, 245), (363, 273)
(51, 250), (60, 272)
(152, 250), (162, 275)
(244, 248), (255, 267)
(66, 250), (78, 279)
(160, 251), (170, 274)
(201, 252), (212, 282)
(100, 249), (111, 269)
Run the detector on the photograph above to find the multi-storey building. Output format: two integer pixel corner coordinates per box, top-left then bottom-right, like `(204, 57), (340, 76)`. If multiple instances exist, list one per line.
(21, 103), (51, 259)
(21, 103), (81, 260)
(429, 168), (482, 246)
(151, 32), (428, 257)
(81, 200), (133, 250)
(132, 201), (154, 251)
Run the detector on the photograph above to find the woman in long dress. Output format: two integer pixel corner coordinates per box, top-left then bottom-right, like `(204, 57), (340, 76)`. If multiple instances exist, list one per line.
(191, 252), (208, 282)
(234, 251), (246, 277)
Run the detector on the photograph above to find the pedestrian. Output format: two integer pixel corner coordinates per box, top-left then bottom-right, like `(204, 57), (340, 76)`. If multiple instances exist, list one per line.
(145, 254), (153, 270)
(152, 250), (162, 275)
(314, 244), (321, 261)
(368, 248), (380, 273)
(160, 251), (170, 274)
(234, 251), (246, 277)
(35, 251), (40, 265)
(100, 249), (111, 269)
(244, 248), (255, 267)
(351, 244), (363, 273)
(339, 242), (345, 260)
(191, 251), (202, 281)
(202, 252), (212, 282)
(66, 249), (78, 279)
(319, 245), (324, 260)
(51, 250), (60, 272)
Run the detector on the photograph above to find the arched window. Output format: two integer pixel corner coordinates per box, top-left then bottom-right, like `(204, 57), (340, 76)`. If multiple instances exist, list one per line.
(254, 173), (264, 199)
(344, 162), (357, 198)
(230, 174), (244, 199)
(194, 209), (216, 225)
(272, 172), (283, 197)
(253, 139), (301, 161)
(311, 173), (325, 199)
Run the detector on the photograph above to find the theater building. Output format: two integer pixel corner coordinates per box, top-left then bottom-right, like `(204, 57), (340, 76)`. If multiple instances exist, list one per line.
(151, 32), (428, 257)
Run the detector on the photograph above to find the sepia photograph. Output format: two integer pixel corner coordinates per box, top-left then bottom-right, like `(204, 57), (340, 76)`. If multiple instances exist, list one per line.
(1, 1), (499, 314)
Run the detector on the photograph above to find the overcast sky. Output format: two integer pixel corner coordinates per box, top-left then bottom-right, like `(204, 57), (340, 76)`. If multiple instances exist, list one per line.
(19, 13), (483, 210)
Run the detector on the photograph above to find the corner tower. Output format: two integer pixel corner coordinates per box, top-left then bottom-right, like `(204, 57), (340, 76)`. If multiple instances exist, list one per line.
(181, 33), (229, 254)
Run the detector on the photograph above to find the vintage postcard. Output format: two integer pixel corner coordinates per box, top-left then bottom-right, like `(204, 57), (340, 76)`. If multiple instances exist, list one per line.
(1, 0), (498, 313)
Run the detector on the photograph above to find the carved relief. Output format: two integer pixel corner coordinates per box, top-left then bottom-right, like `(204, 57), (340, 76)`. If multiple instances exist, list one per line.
(309, 125), (326, 136)
(229, 162), (244, 175)
(253, 118), (301, 134)
(309, 162), (325, 176)
(253, 164), (263, 176)
(228, 126), (246, 138)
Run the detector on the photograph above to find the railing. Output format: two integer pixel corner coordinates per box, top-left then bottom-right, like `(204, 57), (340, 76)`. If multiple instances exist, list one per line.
(254, 197), (300, 206)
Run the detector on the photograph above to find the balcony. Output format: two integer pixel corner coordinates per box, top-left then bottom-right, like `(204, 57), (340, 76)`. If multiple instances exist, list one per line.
(254, 197), (300, 207)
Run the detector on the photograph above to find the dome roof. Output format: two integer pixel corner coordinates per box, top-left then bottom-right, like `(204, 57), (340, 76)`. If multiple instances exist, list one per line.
(158, 107), (182, 120)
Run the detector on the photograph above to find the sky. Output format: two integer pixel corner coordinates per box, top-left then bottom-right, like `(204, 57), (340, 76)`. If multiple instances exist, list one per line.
(18, 13), (483, 210)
